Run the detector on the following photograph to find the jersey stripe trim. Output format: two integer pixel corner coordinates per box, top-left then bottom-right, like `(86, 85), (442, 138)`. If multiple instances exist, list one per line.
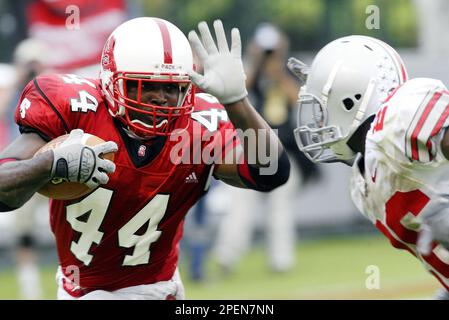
(154, 19), (173, 64)
(418, 92), (449, 161)
(405, 90), (449, 162)
(33, 78), (70, 133)
(410, 91), (441, 161)
(424, 100), (449, 161)
(429, 102), (449, 141)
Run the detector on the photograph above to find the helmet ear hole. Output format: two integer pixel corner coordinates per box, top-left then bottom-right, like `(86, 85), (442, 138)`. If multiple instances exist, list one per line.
(342, 97), (355, 111)
(354, 94), (362, 100)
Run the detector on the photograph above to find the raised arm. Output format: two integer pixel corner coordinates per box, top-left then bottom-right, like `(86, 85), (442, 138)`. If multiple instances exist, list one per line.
(188, 20), (290, 191)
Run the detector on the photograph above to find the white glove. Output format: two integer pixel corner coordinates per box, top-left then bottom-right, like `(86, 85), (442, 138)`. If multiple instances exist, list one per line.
(188, 20), (248, 105)
(287, 57), (309, 87)
(51, 129), (117, 189)
(417, 209), (449, 255)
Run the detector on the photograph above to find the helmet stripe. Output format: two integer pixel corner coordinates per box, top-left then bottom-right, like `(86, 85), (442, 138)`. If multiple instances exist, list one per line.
(394, 50), (408, 83)
(155, 19), (173, 64)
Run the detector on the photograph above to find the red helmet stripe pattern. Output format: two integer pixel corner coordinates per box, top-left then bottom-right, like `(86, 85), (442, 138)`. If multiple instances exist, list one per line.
(101, 36), (117, 72)
(155, 19), (173, 64)
(393, 50), (407, 83)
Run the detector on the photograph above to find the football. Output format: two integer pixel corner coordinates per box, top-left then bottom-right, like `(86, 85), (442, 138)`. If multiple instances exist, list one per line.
(34, 133), (115, 200)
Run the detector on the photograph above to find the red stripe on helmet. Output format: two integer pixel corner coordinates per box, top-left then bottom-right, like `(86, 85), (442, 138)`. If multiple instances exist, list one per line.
(393, 50), (407, 83)
(155, 19), (173, 64)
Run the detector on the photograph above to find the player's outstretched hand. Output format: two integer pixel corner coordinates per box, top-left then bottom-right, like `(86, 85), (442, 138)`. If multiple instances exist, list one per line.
(287, 57), (309, 87)
(188, 19), (248, 105)
(51, 129), (117, 189)
(417, 211), (449, 255)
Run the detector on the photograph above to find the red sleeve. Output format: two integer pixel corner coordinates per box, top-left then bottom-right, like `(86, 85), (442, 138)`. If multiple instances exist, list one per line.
(14, 76), (68, 140)
(192, 93), (240, 164)
(14, 74), (100, 141)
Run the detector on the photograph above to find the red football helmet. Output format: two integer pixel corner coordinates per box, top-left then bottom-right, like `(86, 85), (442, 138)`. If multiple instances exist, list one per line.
(100, 17), (195, 138)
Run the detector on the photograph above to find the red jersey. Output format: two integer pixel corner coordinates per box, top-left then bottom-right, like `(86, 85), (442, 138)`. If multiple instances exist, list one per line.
(14, 74), (238, 297)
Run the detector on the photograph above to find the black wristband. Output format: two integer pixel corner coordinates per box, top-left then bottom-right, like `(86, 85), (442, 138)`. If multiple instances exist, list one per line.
(238, 150), (291, 192)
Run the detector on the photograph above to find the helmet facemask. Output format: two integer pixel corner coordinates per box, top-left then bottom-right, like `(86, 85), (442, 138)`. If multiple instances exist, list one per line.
(111, 72), (195, 138)
(293, 35), (407, 165)
(295, 77), (378, 164)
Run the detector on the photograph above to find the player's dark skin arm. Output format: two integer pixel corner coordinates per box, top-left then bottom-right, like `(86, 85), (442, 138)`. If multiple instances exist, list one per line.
(214, 97), (285, 187)
(0, 133), (51, 208)
(224, 97), (284, 163)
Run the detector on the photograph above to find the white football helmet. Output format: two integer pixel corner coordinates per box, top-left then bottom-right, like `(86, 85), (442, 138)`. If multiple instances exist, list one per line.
(293, 35), (408, 164)
(100, 17), (195, 138)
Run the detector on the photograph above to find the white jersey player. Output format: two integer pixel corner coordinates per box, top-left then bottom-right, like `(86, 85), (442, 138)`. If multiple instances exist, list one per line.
(352, 78), (449, 289)
(289, 35), (449, 294)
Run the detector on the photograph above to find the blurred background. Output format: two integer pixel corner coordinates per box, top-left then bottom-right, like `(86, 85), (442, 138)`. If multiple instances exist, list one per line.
(0, 0), (447, 299)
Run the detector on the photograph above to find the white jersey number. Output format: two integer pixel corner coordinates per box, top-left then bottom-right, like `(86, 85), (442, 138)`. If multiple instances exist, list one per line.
(70, 90), (98, 113)
(61, 74), (98, 113)
(66, 188), (169, 266)
(118, 194), (169, 266)
(62, 74), (96, 88)
(191, 109), (228, 132)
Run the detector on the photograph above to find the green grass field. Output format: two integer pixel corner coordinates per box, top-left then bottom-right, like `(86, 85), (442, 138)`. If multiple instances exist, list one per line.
(0, 234), (441, 300)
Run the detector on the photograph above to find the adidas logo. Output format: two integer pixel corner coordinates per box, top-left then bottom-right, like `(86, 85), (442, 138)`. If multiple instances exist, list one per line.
(185, 172), (198, 183)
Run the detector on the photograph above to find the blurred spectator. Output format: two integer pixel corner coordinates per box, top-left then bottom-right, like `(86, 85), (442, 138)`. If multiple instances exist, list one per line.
(12, 193), (49, 300)
(414, 0), (449, 57)
(6, 38), (50, 140)
(0, 64), (17, 150)
(213, 23), (320, 273)
(181, 191), (216, 282)
(2, 38), (51, 300)
(246, 23), (319, 183)
(246, 22), (320, 187)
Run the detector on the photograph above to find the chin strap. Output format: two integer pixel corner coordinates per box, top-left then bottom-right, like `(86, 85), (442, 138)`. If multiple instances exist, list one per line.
(349, 78), (377, 134)
(321, 60), (343, 107)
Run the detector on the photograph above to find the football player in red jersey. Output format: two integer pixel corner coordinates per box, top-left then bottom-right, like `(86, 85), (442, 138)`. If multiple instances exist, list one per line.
(0, 18), (290, 299)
